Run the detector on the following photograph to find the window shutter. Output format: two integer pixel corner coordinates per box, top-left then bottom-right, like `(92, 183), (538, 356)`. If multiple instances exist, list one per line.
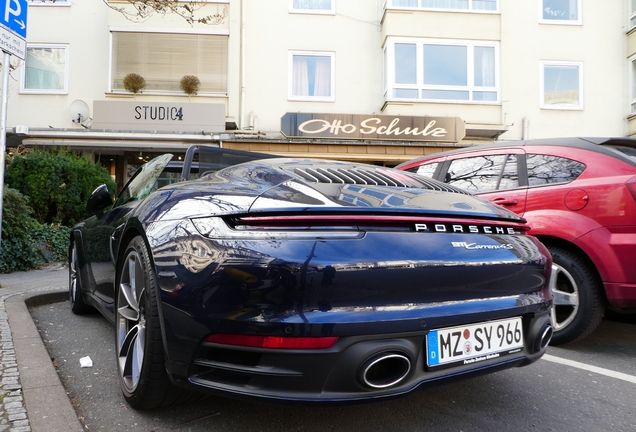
(112, 32), (228, 94)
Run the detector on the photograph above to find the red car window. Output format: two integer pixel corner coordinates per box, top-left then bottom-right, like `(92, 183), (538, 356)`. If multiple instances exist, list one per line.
(526, 154), (585, 186)
(446, 154), (519, 193)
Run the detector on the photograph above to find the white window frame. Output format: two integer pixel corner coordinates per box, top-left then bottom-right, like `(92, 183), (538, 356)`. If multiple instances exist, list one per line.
(385, 37), (500, 104)
(540, 60), (583, 110)
(630, 0), (636, 31)
(629, 54), (636, 115)
(385, 0), (499, 14)
(288, 51), (335, 102)
(20, 44), (69, 95)
(539, 0), (582, 25)
(289, 0), (335, 15)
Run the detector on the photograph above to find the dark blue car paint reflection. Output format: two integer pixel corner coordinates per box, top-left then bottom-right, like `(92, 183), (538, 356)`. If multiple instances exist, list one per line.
(70, 147), (552, 408)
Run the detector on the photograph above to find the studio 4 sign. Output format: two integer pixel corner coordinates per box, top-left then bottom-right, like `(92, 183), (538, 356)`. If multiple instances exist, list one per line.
(281, 113), (466, 143)
(93, 101), (226, 133)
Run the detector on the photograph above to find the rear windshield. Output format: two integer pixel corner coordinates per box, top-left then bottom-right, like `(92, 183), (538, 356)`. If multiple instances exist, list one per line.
(603, 145), (636, 164)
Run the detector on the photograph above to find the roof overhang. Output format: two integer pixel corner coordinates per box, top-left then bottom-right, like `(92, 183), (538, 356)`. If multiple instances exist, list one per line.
(465, 125), (508, 140)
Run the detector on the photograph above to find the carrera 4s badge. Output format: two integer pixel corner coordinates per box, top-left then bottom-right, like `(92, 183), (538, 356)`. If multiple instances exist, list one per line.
(451, 242), (515, 250)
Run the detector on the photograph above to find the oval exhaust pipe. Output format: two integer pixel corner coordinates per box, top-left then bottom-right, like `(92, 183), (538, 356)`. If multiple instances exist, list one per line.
(359, 353), (411, 389)
(534, 324), (553, 353)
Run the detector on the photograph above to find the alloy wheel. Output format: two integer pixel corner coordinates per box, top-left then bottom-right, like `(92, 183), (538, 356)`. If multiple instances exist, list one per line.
(549, 262), (580, 331)
(69, 246), (78, 303)
(117, 250), (147, 394)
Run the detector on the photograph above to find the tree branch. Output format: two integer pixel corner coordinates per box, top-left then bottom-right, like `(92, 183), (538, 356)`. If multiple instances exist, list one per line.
(102, 1), (228, 25)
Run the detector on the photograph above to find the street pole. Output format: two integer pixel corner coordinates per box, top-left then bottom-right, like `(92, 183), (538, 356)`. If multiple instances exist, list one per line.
(0, 51), (12, 251)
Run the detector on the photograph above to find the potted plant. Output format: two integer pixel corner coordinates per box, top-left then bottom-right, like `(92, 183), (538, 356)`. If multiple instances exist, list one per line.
(180, 75), (201, 100)
(122, 73), (146, 98)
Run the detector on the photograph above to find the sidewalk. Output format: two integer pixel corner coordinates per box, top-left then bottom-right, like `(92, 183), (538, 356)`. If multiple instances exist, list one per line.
(0, 264), (83, 432)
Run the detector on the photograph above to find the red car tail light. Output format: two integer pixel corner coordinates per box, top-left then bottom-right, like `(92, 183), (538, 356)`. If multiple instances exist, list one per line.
(205, 334), (339, 349)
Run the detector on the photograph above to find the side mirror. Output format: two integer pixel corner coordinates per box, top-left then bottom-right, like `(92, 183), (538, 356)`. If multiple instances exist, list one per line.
(86, 184), (113, 214)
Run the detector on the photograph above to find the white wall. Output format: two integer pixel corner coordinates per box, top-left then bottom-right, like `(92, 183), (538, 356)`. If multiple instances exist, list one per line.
(4, 1), (632, 141)
(241, 0), (385, 133)
(498, 0), (627, 140)
(8, 2), (110, 128)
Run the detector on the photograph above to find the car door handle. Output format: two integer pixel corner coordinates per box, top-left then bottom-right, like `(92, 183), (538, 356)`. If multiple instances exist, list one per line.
(492, 198), (518, 206)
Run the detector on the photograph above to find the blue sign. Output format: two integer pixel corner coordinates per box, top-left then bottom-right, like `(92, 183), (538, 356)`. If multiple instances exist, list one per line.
(0, 0), (27, 40)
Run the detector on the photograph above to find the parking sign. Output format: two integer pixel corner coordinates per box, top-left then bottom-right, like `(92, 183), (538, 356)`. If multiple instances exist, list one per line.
(0, 0), (27, 39)
(0, 0), (27, 60)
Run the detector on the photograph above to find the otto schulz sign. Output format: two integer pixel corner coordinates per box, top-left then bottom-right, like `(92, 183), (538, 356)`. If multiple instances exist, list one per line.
(281, 113), (465, 143)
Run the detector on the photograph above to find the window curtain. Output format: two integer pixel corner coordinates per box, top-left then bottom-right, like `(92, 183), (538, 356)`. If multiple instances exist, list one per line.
(313, 56), (331, 96)
(292, 55), (331, 97)
(292, 56), (309, 96)
(473, 0), (497, 11)
(293, 0), (332, 10)
(420, 0), (469, 9)
(474, 46), (495, 87)
(392, 0), (418, 7)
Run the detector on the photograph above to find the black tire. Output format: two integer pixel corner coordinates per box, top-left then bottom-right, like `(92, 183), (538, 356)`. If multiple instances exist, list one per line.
(69, 243), (92, 315)
(548, 246), (605, 345)
(115, 236), (194, 409)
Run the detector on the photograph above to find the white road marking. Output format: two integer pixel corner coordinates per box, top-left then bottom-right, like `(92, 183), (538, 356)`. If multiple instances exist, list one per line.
(542, 354), (636, 384)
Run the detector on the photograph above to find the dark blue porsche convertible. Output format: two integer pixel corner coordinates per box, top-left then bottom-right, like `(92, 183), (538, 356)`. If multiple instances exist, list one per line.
(69, 145), (553, 409)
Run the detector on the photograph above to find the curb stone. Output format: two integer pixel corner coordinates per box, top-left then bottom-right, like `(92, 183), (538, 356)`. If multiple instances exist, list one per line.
(0, 265), (84, 432)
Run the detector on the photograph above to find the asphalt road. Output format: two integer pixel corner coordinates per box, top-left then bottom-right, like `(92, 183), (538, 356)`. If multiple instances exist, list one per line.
(30, 300), (636, 432)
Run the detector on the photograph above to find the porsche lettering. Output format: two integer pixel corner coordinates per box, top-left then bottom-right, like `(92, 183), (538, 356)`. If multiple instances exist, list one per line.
(414, 223), (517, 235)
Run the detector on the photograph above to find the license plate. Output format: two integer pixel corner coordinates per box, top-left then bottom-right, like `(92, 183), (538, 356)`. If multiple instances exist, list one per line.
(426, 317), (524, 369)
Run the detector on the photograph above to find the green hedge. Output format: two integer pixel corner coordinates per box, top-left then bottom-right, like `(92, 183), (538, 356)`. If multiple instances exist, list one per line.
(1, 148), (115, 273)
(5, 148), (116, 226)
(0, 187), (71, 273)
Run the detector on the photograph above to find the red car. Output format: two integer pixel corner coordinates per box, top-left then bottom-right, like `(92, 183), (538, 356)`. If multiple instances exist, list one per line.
(397, 137), (636, 345)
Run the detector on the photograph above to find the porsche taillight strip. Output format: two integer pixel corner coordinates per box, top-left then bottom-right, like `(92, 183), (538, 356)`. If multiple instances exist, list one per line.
(191, 216), (364, 239)
(234, 215), (530, 234)
(191, 215), (529, 240)
(205, 334), (339, 350)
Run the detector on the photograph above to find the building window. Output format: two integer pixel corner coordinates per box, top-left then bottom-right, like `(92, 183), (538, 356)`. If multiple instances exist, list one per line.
(27, 0), (70, 5)
(540, 0), (581, 25)
(631, 0), (636, 30)
(289, 52), (334, 101)
(20, 45), (68, 94)
(111, 32), (228, 94)
(290, 0), (334, 14)
(540, 61), (583, 110)
(386, 38), (498, 103)
(388, 0), (497, 12)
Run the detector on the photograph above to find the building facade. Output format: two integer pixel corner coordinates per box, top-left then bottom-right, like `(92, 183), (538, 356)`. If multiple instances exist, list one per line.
(4, 0), (634, 186)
